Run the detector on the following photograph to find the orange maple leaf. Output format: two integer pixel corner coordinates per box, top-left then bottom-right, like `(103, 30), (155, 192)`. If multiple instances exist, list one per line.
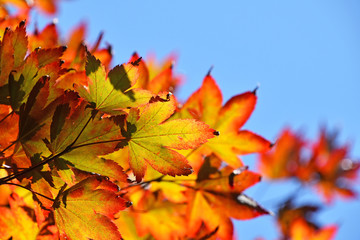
(259, 127), (359, 203)
(54, 176), (129, 240)
(176, 73), (271, 170)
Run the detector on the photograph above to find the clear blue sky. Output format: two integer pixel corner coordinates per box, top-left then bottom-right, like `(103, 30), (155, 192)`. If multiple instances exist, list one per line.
(34, 0), (360, 239)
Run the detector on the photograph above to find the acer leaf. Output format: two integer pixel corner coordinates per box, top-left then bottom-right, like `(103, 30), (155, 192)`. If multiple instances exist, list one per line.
(290, 219), (337, 240)
(177, 74), (271, 169)
(6, 45), (66, 110)
(34, 0), (58, 14)
(54, 176), (129, 240)
(187, 190), (233, 239)
(147, 53), (182, 93)
(115, 211), (149, 240)
(129, 53), (182, 93)
(128, 52), (149, 90)
(277, 201), (337, 240)
(135, 195), (187, 239)
(259, 127), (359, 203)
(124, 189), (188, 240)
(122, 93), (216, 182)
(47, 97), (127, 183)
(258, 128), (305, 179)
(18, 76), (51, 143)
(147, 65), (174, 94)
(0, 21), (27, 86)
(35, 46), (67, 68)
(186, 155), (269, 239)
(74, 52), (153, 114)
(0, 105), (18, 156)
(29, 23), (59, 50)
(0, 193), (39, 240)
(310, 128), (359, 202)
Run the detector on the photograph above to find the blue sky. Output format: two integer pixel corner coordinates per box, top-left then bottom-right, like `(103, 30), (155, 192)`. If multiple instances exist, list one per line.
(33, 0), (360, 239)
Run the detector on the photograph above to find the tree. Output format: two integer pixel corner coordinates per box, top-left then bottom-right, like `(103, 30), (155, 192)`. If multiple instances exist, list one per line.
(0, 1), (358, 239)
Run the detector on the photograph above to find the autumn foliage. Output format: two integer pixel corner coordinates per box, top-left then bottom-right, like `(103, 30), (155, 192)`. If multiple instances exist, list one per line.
(0, 1), (358, 240)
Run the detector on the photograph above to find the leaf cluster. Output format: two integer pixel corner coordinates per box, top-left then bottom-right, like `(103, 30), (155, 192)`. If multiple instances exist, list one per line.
(0, 2), (358, 240)
(0, 10), (272, 240)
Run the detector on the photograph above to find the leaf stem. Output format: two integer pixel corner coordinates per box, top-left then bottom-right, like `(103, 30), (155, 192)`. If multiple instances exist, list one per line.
(0, 112), (119, 185)
(4, 182), (55, 202)
(0, 141), (16, 155)
(121, 174), (233, 193)
(0, 148), (70, 184)
(0, 110), (13, 125)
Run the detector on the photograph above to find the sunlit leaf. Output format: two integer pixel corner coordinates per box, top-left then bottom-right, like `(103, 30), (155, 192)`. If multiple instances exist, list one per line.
(176, 74), (271, 170)
(0, 193), (39, 240)
(123, 93), (216, 182)
(74, 52), (153, 114)
(54, 176), (129, 240)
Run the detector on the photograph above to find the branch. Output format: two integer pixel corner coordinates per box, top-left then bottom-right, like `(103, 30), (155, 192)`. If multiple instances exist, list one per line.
(0, 112), (97, 184)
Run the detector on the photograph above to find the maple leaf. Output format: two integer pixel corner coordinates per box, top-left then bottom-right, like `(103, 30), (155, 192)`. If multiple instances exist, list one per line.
(44, 96), (128, 183)
(29, 22), (59, 50)
(74, 52), (153, 114)
(0, 21), (67, 109)
(129, 52), (182, 94)
(0, 193), (39, 240)
(309, 128), (359, 202)
(277, 200), (337, 240)
(0, 0), (59, 15)
(186, 155), (269, 239)
(120, 93), (216, 182)
(54, 176), (129, 240)
(115, 210), (149, 240)
(176, 73), (272, 170)
(258, 127), (359, 202)
(0, 104), (18, 157)
(0, 20), (27, 87)
(34, 0), (59, 15)
(290, 219), (337, 240)
(7, 46), (66, 110)
(128, 190), (188, 240)
(258, 128), (305, 179)
(60, 24), (113, 71)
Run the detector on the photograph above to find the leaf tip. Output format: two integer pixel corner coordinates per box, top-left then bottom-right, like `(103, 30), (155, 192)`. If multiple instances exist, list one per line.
(107, 44), (113, 55)
(19, 20), (26, 27)
(206, 65), (214, 76)
(125, 201), (133, 208)
(61, 45), (68, 52)
(166, 92), (173, 101)
(252, 86), (259, 95)
(131, 56), (142, 66)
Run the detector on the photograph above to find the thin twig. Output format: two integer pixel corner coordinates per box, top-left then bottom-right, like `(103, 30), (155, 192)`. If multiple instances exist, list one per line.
(0, 110), (13, 125)
(4, 182), (55, 202)
(0, 113), (96, 185)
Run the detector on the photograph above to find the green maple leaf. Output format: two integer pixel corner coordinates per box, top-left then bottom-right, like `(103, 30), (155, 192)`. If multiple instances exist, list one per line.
(46, 97), (127, 183)
(74, 52), (153, 114)
(120, 93), (217, 182)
